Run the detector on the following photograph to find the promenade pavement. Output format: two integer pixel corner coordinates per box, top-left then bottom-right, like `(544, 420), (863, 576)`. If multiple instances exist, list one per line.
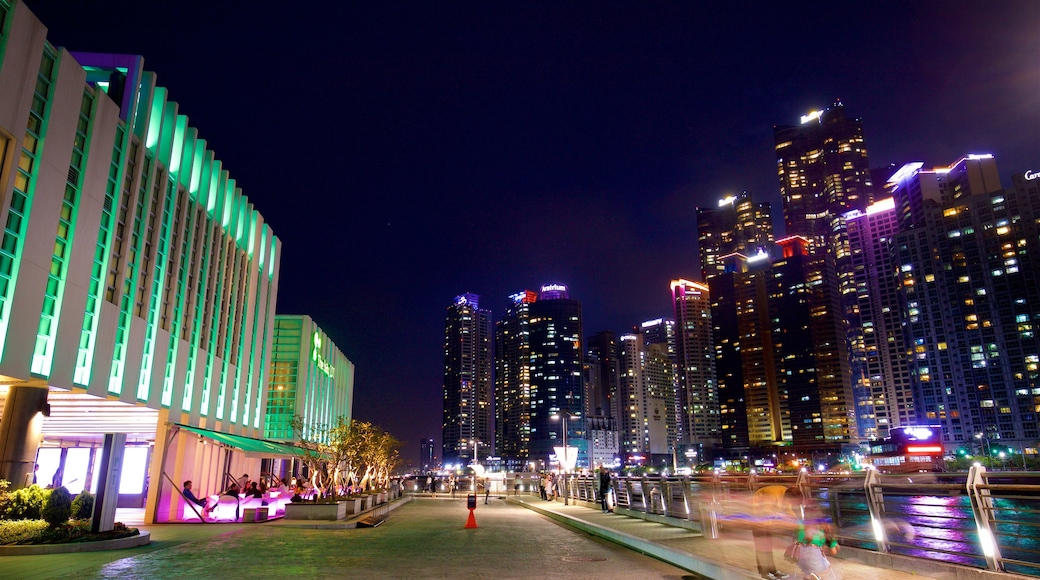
(3, 494), (1033, 579)
(1, 496), (692, 580)
(507, 492), (1033, 580)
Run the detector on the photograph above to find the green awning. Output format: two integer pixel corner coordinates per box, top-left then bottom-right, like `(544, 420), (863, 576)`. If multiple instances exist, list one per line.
(175, 424), (308, 458)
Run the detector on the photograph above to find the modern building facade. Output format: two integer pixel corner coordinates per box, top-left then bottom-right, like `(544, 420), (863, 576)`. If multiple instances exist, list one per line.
(0, 1), (282, 524)
(774, 101), (873, 253)
(844, 198), (910, 441)
(442, 293), (492, 466)
(719, 238), (857, 452)
(696, 191), (774, 280)
(670, 279), (719, 448)
(707, 262), (750, 453)
(585, 330), (619, 418)
(494, 289), (536, 469)
(265, 315), (353, 442)
(892, 160), (1040, 451)
(494, 285), (586, 469)
(528, 284), (586, 468)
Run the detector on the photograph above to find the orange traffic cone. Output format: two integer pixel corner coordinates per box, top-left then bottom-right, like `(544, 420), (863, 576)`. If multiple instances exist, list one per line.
(464, 508), (478, 528)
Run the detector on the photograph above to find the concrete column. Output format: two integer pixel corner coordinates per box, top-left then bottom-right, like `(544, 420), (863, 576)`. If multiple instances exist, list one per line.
(0, 385), (49, 489)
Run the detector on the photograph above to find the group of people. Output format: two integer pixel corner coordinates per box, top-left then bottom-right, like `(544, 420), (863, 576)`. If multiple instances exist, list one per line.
(751, 484), (839, 580)
(181, 474), (301, 515)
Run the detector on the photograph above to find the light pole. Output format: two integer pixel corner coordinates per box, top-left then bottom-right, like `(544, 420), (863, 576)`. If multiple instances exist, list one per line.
(552, 411), (573, 505)
(471, 438), (479, 493)
(975, 433), (992, 465)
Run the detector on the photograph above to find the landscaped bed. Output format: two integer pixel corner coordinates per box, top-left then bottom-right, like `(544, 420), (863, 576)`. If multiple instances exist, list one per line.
(0, 519), (140, 545)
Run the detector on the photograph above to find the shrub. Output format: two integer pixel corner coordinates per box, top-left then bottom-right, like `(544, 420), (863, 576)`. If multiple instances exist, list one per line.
(0, 519), (48, 545)
(42, 486), (72, 527)
(71, 491), (94, 520)
(2, 485), (50, 521)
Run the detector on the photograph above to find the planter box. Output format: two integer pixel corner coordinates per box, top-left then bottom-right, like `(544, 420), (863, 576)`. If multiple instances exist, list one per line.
(284, 501), (347, 521)
(341, 497), (364, 514)
(377, 492), (387, 504)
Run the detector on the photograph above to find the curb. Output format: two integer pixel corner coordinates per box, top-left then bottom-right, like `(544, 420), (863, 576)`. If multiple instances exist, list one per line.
(0, 530), (151, 556)
(509, 498), (760, 580)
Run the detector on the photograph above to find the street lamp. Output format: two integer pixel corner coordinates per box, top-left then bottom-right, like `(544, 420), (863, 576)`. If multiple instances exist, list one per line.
(975, 433), (992, 464)
(551, 410), (574, 505)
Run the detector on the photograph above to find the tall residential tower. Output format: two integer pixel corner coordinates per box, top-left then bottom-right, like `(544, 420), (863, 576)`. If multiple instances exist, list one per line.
(441, 293), (492, 465)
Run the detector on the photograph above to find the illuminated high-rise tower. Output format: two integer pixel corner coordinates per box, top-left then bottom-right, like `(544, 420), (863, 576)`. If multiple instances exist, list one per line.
(670, 280), (718, 447)
(495, 290), (537, 468)
(774, 101), (874, 252)
(528, 284), (585, 467)
(696, 191), (774, 280)
(442, 293), (492, 465)
(496, 284), (586, 469)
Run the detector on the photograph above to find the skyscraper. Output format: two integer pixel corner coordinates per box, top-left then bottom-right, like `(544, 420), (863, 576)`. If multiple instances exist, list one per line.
(495, 290), (537, 468)
(670, 279), (719, 447)
(616, 334), (678, 462)
(420, 438), (436, 471)
(844, 198), (910, 440)
(892, 158), (1040, 450)
(696, 191), (774, 280)
(585, 330), (619, 417)
(774, 101), (873, 252)
(441, 293), (492, 465)
(720, 238), (856, 451)
(528, 284), (586, 467)
(707, 263), (750, 452)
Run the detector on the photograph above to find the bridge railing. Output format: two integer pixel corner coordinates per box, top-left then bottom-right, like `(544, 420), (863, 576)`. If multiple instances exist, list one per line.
(558, 466), (1040, 577)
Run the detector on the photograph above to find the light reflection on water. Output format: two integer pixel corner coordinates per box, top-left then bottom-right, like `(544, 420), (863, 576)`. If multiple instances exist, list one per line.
(823, 489), (1040, 576)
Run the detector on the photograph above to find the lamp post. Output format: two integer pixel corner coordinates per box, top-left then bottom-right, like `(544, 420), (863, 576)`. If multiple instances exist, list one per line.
(975, 433), (992, 465)
(552, 411), (573, 505)
(472, 440), (478, 494)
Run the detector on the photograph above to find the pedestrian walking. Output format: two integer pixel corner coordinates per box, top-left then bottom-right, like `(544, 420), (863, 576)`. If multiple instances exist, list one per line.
(426, 473), (434, 494)
(751, 485), (797, 580)
(514, 473), (522, 496)
(598, 466), (612, 513)
(791, 500), (839, 580)
(539, 473), (548, 500)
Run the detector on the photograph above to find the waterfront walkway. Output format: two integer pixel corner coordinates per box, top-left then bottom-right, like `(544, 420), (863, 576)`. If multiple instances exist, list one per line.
(509, 493), (1031, 580)
(1, 494), (1033, 579)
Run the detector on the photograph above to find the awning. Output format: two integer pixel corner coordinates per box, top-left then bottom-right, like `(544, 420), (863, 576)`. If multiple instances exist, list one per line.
(174, 423), (309, 459)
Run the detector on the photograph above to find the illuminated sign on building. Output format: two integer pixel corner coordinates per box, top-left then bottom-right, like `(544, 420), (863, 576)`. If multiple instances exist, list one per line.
(1025, 169), (1039, 181)
(800, 110), (823, 124)
(311, 332), (335, 378)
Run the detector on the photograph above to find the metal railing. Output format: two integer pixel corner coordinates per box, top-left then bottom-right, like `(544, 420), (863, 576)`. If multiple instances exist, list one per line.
(554, 466), (1040, 577)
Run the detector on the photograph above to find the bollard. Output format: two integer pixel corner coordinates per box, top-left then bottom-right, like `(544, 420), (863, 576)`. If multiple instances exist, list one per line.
(464, 494), (478, 528)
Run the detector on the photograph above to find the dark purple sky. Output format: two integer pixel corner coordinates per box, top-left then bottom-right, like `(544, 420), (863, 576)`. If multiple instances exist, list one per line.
(26, 1), (1040, 466)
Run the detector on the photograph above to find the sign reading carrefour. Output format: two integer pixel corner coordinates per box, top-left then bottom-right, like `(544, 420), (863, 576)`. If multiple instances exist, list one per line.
(311, 331), (335, 378)
(1025, 169), (1039, 181)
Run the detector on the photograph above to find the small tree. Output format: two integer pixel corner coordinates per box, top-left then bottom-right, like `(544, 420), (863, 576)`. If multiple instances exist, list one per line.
(42, 486), (72, 528)
(71, 491), (94, 520)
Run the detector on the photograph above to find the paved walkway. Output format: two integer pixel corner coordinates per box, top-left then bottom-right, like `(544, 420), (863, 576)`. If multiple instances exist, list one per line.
(507, 494), (1032, 580)
(1, 497), (690, 579)
(3, 495), (1033, 579)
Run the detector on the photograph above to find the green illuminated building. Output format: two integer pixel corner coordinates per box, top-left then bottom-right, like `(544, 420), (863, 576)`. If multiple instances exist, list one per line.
(0, 1), (284, 523)
(266, 315), (354, 442)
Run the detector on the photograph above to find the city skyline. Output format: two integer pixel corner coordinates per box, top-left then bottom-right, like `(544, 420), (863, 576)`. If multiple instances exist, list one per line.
(23, 0), (1040, 463)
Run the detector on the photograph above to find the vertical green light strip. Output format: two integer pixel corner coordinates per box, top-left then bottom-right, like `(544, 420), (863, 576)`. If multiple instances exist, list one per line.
(31, 91), (94, 376)
(75, 124), (124, 385)
(136, 178), (173, 400)
(108, 153), (152, 394)
(253, 272), (273, 430)
(211, 186), (231, 419)
(187, 200), (214, 413)
(0, 47), (56, 362)
(161, 190), (188, 407)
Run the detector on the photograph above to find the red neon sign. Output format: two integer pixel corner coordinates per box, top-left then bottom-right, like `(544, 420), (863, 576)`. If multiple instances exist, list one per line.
(906, 445), (942, 453)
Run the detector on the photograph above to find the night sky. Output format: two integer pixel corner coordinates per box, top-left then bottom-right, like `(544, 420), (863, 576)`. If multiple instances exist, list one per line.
(24, 1), (1040, 466)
